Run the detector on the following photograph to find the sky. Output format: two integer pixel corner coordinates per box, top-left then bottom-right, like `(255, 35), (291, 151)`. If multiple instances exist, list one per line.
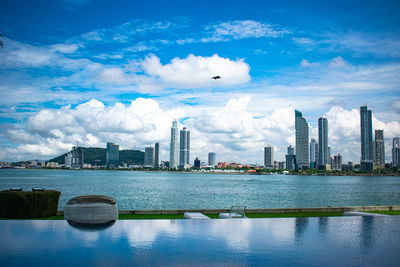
(0, 0), (399, 164)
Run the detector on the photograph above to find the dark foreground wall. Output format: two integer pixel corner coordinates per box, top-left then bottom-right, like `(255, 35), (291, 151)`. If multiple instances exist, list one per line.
(0, 190), (60, 218)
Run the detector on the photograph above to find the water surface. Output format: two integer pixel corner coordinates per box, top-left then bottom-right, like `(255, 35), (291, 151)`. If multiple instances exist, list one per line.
(0, 169), (399, 210)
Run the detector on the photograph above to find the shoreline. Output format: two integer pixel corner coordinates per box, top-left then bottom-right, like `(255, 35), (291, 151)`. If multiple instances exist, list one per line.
(2, 168), (399, 176)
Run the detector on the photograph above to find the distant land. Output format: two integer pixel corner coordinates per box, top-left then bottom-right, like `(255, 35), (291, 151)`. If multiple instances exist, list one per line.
(48, 147), (144, 166)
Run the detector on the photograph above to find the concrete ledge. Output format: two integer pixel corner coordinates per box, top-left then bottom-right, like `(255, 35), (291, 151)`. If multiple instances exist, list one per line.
(57, 205), (400, 216)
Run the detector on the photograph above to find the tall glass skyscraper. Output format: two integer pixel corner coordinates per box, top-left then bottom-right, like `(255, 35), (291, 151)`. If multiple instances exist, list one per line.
(360, 105), (373, 162)
(393, 137), (400, 168)
(154, 142), (161, 167)
(309, 138), (316, 168)
(106, 142), (119, 168)
(179, 127), (190, 169)
(374, 130), (385, 166)
(318, 116), (328, 168)
(295, 110), (309, 169)
(169, 120), (179, 169)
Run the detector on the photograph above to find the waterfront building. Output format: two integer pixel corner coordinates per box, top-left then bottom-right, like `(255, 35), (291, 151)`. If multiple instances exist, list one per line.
(295, 110), (309, 169)
(208, 152), (216, 166)
(179, 127), (190, 169)
(144, 146), (155, 167)
(360, 105), (374, 170)
(318, 116), (328, 169)
(154, 142), (161, 167)
(278, 161), (285, 170)
(315, 142), (319, 167)
(333, 154), (342, 170)
(328, 147), (332, 167)
(106, 143), (119, 168)
(194, 157), (200, 168)
(71, 146), (84, 169)
(170, 120), (179, 169)
(65, 152), (72, 168)
(264, 145), (274, 168)
(310, 138), (316, 168)
(374, 130), (385, 166)
(286, 145), (296, 170)
(393, 137), (400, 168)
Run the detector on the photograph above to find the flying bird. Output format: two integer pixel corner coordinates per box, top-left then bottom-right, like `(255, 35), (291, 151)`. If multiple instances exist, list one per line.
(211, 76), (221, 80)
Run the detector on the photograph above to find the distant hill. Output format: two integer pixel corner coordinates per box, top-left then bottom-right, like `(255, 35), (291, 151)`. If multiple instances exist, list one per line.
(48, 147), (144, 166)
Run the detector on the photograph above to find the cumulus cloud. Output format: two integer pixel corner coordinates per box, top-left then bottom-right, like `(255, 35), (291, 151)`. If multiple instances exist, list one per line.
(97, 54), (251, 91)
(141, 54), (250, 88)
(300, 59), (319, 67)
(1, 96), (399, 164)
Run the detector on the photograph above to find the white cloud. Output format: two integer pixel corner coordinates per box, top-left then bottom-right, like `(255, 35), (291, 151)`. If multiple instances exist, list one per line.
(141, 54), (251, 88)
(300, 59), (319, 67)
(329, 56), (347, 68)
(207, 20), (289, 40)
(97, 54), (251, 92)
(1, 97), (399, 164)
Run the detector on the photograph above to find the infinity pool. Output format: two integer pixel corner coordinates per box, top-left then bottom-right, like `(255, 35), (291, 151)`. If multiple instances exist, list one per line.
(1, 216), (399, 266)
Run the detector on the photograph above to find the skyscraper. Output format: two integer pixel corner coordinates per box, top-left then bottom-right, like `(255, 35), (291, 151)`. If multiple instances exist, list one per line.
(71, 146), (84, 169)
(194, 157), (200, 168)
(264, 145), (274, 168)
(295, 110), (309, 169)
(106, 142), (119, 168)
(208, 152), (216, 166)
(374, 130), (385, 166)
(144, 146), (154, 167)
(318, 116), (328, 168)
(154, 142), (161, 167)
(170, 120), (179, 169)
(286, 145), (296, 170)
(310, 138), (316, 168)
(360, 105), (373, 163)
(179, 127), (190, 169)
(393, 137), (400, 168)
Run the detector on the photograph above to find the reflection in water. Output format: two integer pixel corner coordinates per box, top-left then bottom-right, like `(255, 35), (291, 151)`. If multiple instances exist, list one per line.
(318, 217), (328, 235)
(67, 220), (115, 232)
(361, 216), (376, 253)
(294, 217), (309, 242)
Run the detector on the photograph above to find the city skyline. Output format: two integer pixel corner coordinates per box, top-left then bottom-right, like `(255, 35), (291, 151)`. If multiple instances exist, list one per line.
(0, 0), (399, 164)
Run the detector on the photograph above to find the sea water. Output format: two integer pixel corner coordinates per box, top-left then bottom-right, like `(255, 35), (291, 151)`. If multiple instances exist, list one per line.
(0, 169), (399, 210)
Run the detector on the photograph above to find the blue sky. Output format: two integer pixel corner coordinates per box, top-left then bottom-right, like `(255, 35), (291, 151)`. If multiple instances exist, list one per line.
(0, 0), (399, 164)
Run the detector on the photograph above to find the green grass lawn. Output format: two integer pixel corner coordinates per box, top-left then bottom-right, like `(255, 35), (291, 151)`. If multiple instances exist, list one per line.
(1, 210), (399, 220)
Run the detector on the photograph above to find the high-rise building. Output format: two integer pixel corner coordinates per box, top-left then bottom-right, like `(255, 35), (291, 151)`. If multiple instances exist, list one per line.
(170, 120), (179, 169)
(310, 138), (316, 168)
(179, 127), (190, 169)
(374, 130), (385, 166)
(327, 146), (332, 167)
(333, 154), (342, 170)
(106, 142), (119, 168)
(315, 143), (319, 166)
(65, 152), (72, 168)
(144, 146), (154, 167)
(286, 145), (296, 170)
(154, 142), (161, 167)
(264, 145), (274, 168)
(208, 152), (216, 166)
(71, 146), (84, 169)
(393, 137), (400, 168)
(194, 157), (200, 168)
(360, 106), (373, 169)
(318, 117), (328, 168)
(295, 110), (309, 169)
